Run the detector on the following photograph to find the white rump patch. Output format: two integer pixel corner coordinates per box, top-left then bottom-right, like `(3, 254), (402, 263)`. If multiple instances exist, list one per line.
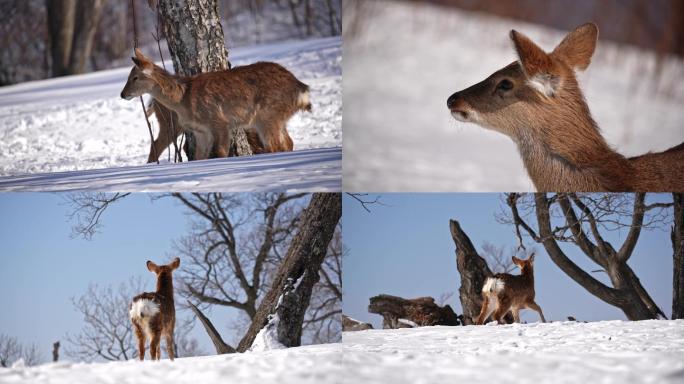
(482, 277), (505, 294)
(129, 298), (159, 321)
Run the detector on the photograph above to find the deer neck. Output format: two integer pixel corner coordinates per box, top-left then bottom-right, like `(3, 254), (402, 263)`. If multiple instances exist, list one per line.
(149, 71), (187, 115)
(155, 273), (174, 304)
(514, 120), (632, 191)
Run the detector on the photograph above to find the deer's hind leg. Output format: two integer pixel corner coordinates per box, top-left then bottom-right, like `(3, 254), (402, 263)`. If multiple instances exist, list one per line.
(491, 296), (511, 325)
(165, 331), (175, 361)
(475, 294), (497, 325)
(133, 322), (146, 361)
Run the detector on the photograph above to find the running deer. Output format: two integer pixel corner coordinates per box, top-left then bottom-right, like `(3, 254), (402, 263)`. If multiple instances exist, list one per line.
(446, 23), (684, 192)
(120, 48), (311, 161)
(475, 254), (545, 325)
(129, 257), (180, 361)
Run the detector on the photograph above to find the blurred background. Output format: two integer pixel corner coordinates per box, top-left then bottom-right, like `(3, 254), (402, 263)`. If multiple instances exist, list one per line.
(343, 0), (684, 191)
(0, 0), (342, 86)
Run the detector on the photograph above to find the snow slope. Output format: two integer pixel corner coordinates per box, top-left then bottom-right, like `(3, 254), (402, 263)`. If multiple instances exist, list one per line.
(343, 1), (684, 191)
(342, 320), (684, 383)
(0, 37), (341, 190)
(0, 343), (341, 384)
(0, 147), (340, 192)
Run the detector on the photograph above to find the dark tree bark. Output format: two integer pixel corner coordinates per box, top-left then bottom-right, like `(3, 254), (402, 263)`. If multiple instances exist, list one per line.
(186, 300), (235, 354)
(449, 220), (499, 325)
(342, 315), (373, 332)
(237, 193), (342, 352)
(67, 0), (104, 74)
(673, 193), (684, 319)
(507, 193), (668, 320)
(52, 341), (60, 362)
(158, 0), (252, 158)
(46, 0), (76, 77)
(368, 294), (461, 328)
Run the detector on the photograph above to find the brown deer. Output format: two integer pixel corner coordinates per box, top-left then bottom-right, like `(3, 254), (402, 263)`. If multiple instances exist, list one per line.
(121, 48), (311, 161)
(129, 257), (180, 361)
(446, 23), (684, 192)
(475, 254), (546, 325)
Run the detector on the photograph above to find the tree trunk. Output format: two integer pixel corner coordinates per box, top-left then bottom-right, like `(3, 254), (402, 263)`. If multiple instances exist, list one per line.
(673, 193), (684, 319)
(158, 0), (252, 159)
(52, 341), (60, 362)
(449, 219), (497, 325)
(46, 0), (76, 77)
(236, 193), (342, 352)
(368, 294), (461, 328)
(67, 0), (104, 74)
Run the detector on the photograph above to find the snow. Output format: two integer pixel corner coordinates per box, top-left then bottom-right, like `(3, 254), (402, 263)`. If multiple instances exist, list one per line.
(342, 320), (684, 383)
(0, 147), (340, 192)
(250, 314), (287, 352)
(0, 343), (342, 384)
(0, 37), (341, 190)
(343, 1), (684, 191)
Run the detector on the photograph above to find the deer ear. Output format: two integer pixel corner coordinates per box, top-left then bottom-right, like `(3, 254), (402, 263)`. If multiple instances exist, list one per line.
(529, 253), (536, 262)
(170, 257), (180, 270)
(551, 23), (598, 71)
(147, 260), (159, 273)
(511, 256), (522, 266)
(132, 57), (143, 67)
(510, 29), (559, 97)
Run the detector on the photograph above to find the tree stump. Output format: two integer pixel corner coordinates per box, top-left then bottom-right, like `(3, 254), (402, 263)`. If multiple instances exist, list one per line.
(368, 294), (461, 329)
(342, 315), (373, 332)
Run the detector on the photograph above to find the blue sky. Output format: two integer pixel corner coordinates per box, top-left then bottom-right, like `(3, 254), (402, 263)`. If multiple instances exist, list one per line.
(342, 193), (674, 329)
(0, 193), (242, 363)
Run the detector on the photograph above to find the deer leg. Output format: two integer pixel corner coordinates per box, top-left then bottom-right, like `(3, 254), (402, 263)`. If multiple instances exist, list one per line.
(150, 333), (160, 361)
(491, 297), (511, 324)
(475, 295), (497, 325)
(147, 106), (180, 163)
(527, 300), (546, 323)
(165, 332), (175, 361)
(511, 307), (521, 323)
(133, 323), (146, 361)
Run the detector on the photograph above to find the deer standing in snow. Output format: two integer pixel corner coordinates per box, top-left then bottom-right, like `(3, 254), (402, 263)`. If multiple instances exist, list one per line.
(446, 23), (684, 192)
(475, 254), (545, 325)
(130, 257), (180, 361)
(121, 48), (311, 161)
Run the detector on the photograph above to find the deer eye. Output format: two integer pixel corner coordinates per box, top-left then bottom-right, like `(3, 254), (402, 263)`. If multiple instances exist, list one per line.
(133, 76), (139, 81)
(496, 79), (513, 91)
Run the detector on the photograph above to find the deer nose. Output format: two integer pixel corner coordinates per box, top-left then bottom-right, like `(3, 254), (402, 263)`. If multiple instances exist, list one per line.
(447, 92), (460, 109)
(120, 91), (125, 99)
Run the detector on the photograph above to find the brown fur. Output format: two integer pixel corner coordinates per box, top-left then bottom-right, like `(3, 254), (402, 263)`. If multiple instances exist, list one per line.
(447, 23), (684, 192)
(130, 257), (180, 361)
(475, 254), (546, 325)
(121, 48), (309, 161)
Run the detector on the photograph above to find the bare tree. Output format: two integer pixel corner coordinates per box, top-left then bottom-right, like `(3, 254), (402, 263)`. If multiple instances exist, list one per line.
(65, 277), (201, 362)
(237, 192), (342, 351)
(480, 241), (518, 274)
(0, 334), (42, 367)
(503, 193), (672, 320)
(673, 193), (684, 319)
(65, 192), (131, 240)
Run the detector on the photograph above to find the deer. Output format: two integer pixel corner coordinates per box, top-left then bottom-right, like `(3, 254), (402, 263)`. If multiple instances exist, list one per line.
(446, 23), (684, 192)
(129, 257), (180, 361)
(475, 253), (546, 325)
(121, 48), (311, 161)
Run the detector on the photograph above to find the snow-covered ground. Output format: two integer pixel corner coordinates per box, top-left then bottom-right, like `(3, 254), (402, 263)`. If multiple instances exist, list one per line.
(0, 343), (341, 384)
(343, 1), (684, 191)
(0, 37), (341, 190)
(342, 320), (684, 383)
(0, 147), (340, 192)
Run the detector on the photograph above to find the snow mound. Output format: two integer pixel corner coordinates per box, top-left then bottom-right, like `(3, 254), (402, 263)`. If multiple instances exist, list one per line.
(0, 147), (341, 192)
(342, 320), (684, 383)
(0, 343), (342, 384)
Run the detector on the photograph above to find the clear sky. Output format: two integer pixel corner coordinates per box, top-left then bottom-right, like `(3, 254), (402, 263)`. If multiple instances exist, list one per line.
(0, 193), (242, 363)
(342, 193), (674, 329)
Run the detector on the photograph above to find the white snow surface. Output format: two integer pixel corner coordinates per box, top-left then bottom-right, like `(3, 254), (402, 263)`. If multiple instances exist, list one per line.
(342, 320), (684, 383)
(343, 1), (684, 191)
(250, 314), (287, 352)
(0, 37), (341, 190)
(0, 343), (341, 384)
